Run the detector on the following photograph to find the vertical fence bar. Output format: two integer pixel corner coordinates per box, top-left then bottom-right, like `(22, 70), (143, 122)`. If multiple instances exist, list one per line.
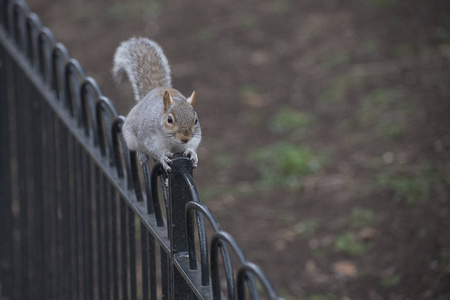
(9, 51), (21, 300)
(110, 186), (120, 300)
(74, 142), (84, 300)
(40, 100), (50, 300)
(149, 233), (157, 300)
(54, 116), (62, 299)
(128, 206), (137, 300)
(68, 133), (78, 300)
(161, 248), (169, 300)
(168, 157), (196, 299)
(103, 174), (112, 300)
(61, 121), (72, 299)
(139, 222), (149, 300)
(83, 152), (94, 300)
(24, 53), (38, 300)
(95, 165), (104, 300)
(120, 197), (129, 300)
(45, 106), (58, 300)
(76, 137), (83, 300)
(0, 41), (13, 300)
(141, 222), (149, 300)
(14, 47), (30, 300)
(30, 85), (45, 300)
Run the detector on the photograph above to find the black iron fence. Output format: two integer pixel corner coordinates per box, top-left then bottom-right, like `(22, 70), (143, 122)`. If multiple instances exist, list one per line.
(0, 0), (281, 299)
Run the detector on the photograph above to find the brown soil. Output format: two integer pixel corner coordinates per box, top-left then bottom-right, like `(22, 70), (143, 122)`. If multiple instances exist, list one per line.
(29, 0), (450, 299)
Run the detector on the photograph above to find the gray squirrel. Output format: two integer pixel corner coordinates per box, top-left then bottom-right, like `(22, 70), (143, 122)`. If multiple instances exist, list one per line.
(113, 37), (201, 172)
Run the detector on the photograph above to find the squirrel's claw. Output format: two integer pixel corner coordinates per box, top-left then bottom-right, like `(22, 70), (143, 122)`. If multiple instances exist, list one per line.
(183, 150), (198, 169)
(160, 153), (174, 173)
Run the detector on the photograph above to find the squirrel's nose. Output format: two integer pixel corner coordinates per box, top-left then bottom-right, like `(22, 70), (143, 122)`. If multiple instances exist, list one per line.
(178, 130), (191, 144)
(179, 134), (191, 144)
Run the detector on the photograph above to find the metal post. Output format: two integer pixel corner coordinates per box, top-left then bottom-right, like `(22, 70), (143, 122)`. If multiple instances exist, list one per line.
(168, 156), (196, 299)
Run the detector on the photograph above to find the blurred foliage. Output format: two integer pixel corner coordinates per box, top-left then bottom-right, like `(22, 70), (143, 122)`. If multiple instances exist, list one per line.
(375, 166), (439, 206)
(350, 207), (375, 229)
(252, 142), (324, 189)
(335, 231), (373, 256)
(73, 0), (162, 22)
(212, 153), (235, 170)
(303, 294), (338, 300)
(380, 272), (402, 288)
(270, 107), (315, 135)
(296, 218), (321, 237)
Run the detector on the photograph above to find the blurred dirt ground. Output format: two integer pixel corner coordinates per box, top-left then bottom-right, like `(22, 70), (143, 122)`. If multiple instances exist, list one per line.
(29, 0), (450, 299)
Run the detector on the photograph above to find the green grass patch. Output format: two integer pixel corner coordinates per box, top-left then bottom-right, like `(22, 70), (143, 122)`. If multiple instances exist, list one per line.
(392, 43), (417, 57)
(351, 88), (416, 139)
(195, 27), (218, 43)
(270, 0), (291, 15)
(361, 39), (379, 56)
(380, 272), (402, 288)
(106, 1), (162, 20)
(279, 290), (298, 300)
(335, 232), (373, 256)
(318, 74), (369, 105)
(437, 26), (450, 45)
(440, 249), (450, 265)
(239, 13), (260, 29)
(252, 142), (324, 189)
(376, 123), (405, 138)
(198, 181), (274, 204)
(296, 218), (321, 237)
(375, 172), (434, 206)
(303, 294), (338, 300)
(362, 0), (399, 9)
(73, 0), (162, 22)
(321, 52), (351, 70)
(416, 227), (431, 240)
(73, 5), (98, 22)
(350, 207), (375, 229)
(312, 248), (329, 259)
(270, 107), (315, 135)
(240, 84), (260, 99)
(212, 153), (235, 170)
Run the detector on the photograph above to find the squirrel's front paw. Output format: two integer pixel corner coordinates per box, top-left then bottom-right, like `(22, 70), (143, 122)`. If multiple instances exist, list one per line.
(183, 149), (198, 169)
(159, 152), (174, 172)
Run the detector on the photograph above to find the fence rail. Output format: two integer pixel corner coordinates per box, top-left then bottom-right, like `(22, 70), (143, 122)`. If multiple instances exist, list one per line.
(0, 0), (281, 299)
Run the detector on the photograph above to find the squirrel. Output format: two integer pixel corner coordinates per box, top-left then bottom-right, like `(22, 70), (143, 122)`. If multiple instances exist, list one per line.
(113, 37), (201, 172)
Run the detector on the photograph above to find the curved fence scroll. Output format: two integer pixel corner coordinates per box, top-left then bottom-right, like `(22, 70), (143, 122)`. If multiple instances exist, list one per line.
(0, 0), (283, 299)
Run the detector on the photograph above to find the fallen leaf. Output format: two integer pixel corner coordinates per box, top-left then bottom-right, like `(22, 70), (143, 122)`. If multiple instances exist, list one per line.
(332, 260), (358, 277)
(305, 259), (317, 274)
(357, 227), (377, 240)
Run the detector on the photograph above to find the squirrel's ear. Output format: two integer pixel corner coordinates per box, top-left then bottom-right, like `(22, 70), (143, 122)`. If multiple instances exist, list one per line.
(187, 91), (196, 106)
(163, 90), (173, 112)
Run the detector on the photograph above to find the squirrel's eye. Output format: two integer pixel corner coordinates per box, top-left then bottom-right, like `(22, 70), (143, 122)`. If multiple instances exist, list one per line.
(167, 116), (173, 124)
(194, 118), (198, 125)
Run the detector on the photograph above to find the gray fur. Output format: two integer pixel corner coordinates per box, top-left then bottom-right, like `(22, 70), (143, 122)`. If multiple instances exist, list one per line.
(113, 38), (201, 171)
(113, 37), (172, 101)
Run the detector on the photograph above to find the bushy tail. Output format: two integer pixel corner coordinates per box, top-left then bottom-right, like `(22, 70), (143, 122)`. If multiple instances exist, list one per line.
(113, 37), (172, 101)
